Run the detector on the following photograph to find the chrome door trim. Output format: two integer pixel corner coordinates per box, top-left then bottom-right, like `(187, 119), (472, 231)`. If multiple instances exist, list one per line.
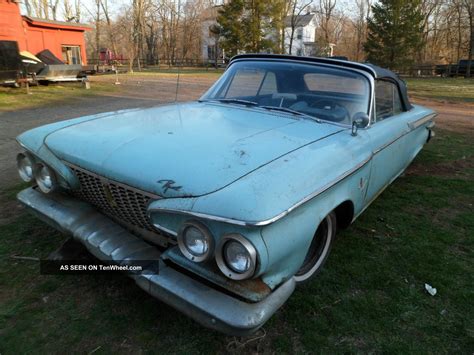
(372, 112), (437, 155)
(408, 113), (437, 130)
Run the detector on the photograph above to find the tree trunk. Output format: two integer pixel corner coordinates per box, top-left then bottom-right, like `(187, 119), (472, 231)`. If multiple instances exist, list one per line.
(466, 0), (473, 77)
(95, 0), (101, 63)
(100, 0), (118, 61)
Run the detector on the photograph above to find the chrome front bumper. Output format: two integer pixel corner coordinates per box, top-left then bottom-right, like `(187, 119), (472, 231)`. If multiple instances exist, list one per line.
(17, 188), (295, 336)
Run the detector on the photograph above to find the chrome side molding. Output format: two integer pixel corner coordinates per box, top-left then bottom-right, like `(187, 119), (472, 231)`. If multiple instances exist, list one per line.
(408, 113), (437, 130)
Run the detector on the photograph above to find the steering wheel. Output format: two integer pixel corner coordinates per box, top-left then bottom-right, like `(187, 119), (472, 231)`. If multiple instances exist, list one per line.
(308, 99), (350, 123)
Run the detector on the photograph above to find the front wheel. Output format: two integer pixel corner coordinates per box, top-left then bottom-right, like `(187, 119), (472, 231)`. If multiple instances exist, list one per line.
(294, 211), (337, 283)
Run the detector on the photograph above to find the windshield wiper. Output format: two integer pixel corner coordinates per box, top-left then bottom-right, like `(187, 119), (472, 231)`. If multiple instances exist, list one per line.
(259, 105), (321, 122)
(210, 98), (259, 106)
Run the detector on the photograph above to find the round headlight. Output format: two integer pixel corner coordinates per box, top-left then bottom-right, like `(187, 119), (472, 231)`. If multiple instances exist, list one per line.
(178, 220), (214, 262)
(34, 163), (57, 193)
(224, 240), (251, 273)
(17, 153), (34, 182)
(216, 234), (257, 280)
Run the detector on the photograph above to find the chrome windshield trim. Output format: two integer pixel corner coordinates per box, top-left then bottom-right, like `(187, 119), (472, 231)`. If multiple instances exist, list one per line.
(148, 155), (372, 227)
(200, 58), (374, 129)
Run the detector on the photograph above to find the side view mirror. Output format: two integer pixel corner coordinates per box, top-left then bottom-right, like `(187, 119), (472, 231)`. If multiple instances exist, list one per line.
(351, 112), (370, 136)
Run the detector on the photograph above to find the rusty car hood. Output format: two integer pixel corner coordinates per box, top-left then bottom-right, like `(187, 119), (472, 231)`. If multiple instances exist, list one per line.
(44, 102), (343, 197)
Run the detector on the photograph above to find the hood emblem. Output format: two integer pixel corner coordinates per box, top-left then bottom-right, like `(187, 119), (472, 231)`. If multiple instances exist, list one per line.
(158, 179), (182, 194)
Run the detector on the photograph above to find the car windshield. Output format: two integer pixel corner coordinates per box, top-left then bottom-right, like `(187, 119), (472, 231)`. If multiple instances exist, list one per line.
(201, 60), (371, 125)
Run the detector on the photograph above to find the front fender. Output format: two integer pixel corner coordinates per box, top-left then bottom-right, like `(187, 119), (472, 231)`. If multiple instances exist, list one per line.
(260, 156), (371, 288)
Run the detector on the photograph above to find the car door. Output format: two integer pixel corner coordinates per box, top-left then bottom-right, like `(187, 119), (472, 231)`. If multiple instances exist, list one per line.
(365, 79), (412, 203)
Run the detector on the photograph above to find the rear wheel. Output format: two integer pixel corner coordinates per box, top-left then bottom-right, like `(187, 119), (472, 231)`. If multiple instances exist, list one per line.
(294, 211), (337, 283)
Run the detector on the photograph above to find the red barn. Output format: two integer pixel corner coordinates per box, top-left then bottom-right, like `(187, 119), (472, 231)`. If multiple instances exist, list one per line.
(0, 0), (91, 64)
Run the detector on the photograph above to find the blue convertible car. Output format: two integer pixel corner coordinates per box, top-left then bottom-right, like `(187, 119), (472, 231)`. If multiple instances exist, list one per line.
(16, 54), (436, 335)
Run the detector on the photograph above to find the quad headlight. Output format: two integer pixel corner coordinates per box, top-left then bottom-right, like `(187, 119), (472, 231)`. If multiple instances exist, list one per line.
(216, 234), (257, 280)
(17, 153), (34, 182)
(34, 162), (57, 193)
(177, 220), (214, 262)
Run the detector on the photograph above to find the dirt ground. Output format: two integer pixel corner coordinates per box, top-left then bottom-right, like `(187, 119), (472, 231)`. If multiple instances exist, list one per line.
(411, 97), (474, 134)
(0, 73), (472, 193)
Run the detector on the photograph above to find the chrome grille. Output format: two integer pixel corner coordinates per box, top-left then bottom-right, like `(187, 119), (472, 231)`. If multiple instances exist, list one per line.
(68, 165), (159, 232)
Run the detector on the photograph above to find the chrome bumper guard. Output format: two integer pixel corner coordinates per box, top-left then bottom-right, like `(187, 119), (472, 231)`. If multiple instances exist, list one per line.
(17, 188), (295, 336)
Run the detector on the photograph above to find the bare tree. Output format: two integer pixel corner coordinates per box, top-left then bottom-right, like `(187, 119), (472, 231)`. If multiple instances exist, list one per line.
(132, 0), (149, 70)
(144, 9), (159, 65)
(286, 0), (314, 55)
(74, 0), (81, 22)
(353, 0), (371, 61)
(100, 0), (118, 58)
(114, 10), (138, 72)
(317, 0), (337, 48)
(155, 0), (183, 65)
(42, 0), (49, 18)
(179, 0), (205, 62)
(95, 0), (101, 62)
(24, 0), (33, 16)
(28, 0), (50, 18)
(64, 0), (74, 20)
(463, 0), (473, 77)
(49, 0), (60, 20)
(418, 0), (441, 62)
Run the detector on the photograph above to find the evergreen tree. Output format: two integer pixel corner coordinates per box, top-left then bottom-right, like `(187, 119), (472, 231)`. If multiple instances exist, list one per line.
(216, 0), (245, 57)
(364, 0), (424, 70)
(217, 0), (279, 56)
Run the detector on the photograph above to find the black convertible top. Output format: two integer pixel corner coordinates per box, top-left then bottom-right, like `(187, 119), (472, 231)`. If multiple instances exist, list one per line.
(364, 63), (412, 110)
(230, 54), (413, 110)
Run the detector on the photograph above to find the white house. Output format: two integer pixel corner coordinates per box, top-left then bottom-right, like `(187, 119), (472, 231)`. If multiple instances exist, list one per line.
(284, 13), (318, 56)
(200, 5), (226, 64)
(200, 9), (324, 62)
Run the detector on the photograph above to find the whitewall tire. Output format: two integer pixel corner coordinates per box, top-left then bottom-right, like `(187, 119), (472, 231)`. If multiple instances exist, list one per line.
(294, 211), (337, 283)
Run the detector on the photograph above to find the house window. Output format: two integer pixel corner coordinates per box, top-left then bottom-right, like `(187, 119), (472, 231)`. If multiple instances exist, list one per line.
(296, 48), (303, 56)
(61, 46), (82, 65)
(375, 80), (403, 121)
(296, 28), (303, 40)
(207, 45), (216, 60)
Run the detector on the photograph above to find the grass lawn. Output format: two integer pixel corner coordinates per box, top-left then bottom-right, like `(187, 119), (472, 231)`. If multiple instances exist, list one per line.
(0, 82), (117, 111)
(0, 128), (473, 353)
(405, 78), (474, 103)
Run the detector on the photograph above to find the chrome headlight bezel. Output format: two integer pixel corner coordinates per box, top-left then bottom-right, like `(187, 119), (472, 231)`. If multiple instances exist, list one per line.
(216, 234), (257, 280)
(16, 152), (34, 182)
(34, 162), (57, 193)
(177, 220), (214, 262)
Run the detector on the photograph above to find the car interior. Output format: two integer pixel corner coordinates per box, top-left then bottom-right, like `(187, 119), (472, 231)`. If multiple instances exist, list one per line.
(213, 64), (370, 125)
